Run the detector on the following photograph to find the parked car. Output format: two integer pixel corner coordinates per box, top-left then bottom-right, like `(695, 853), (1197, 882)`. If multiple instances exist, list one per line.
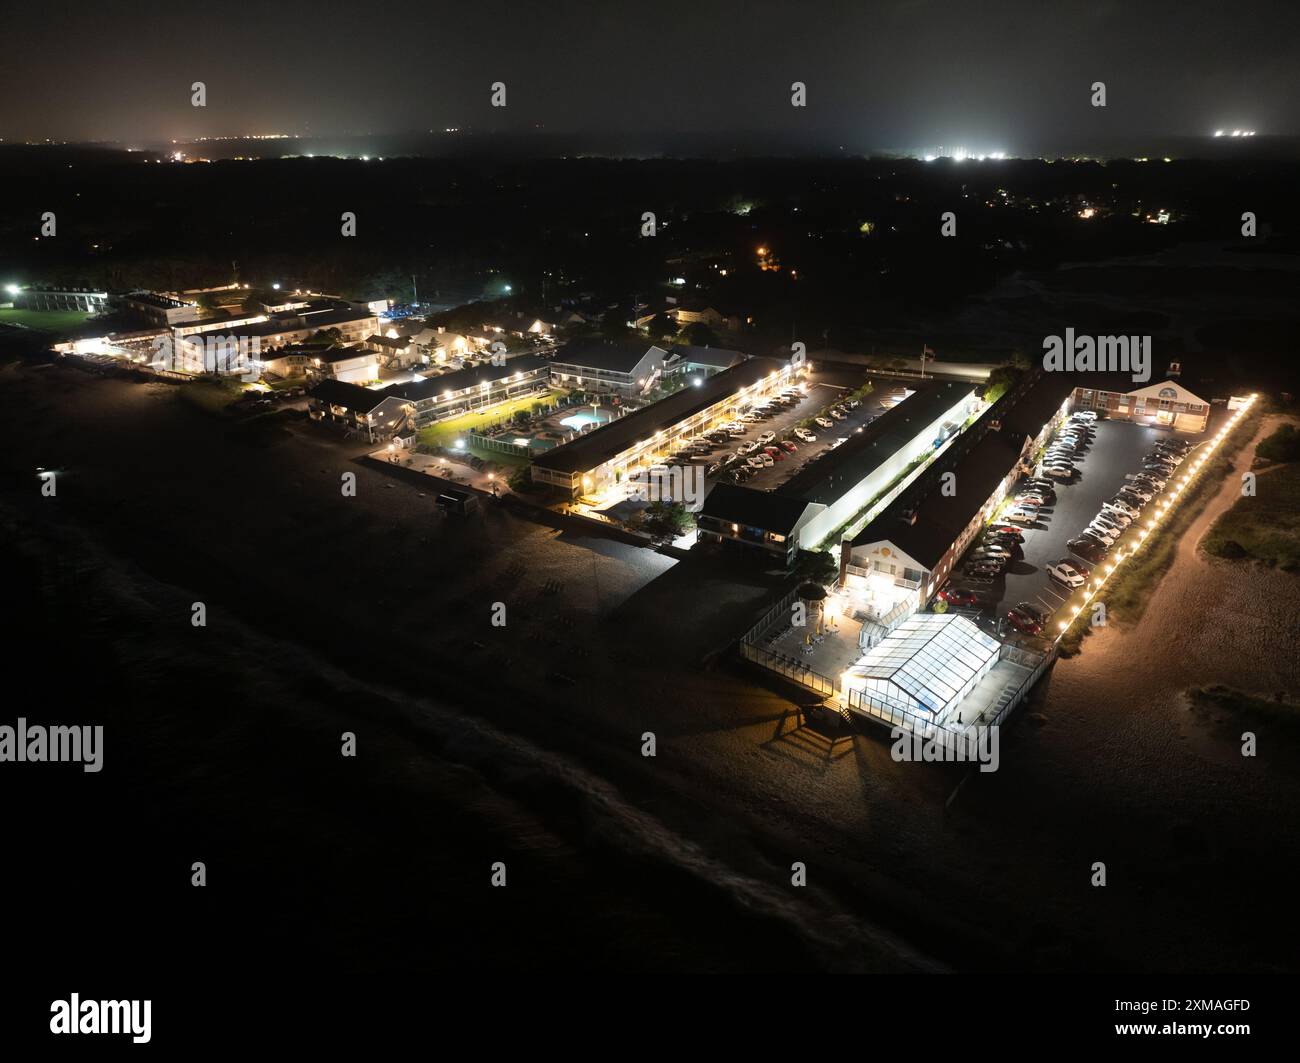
(757, 432), (776, 446)
(1047, 562), (1086, 588)
(1023, 478), (1057, 496)
(1068, 537), (1108, 565)
(758, 453), (775, 467)
(830, 408), (847, 420)
(1006, 607), (1044, 635)
(988, 525), (1025, 542)
(938, 587), (981, 607)
(1003, 507), (1038, 524)
(1103, 499), (1140, 519)
(740, 441), (759, 455)
(1093, 511), (1129, 531)
(846, 398), (862, 409)
(1123, 483), (1154, 502)
(1017, 601), (1049, 624)
(1084, 523), (1117, 546)
(763, 446), (784, 461)
(794, 428), (817, 443)
(1016, 493), (1048, 507)
(780, 440), (798, 453)
(1072, 410), (1098, 421)
(967, 561), (1005, 577)
(815, 416), (834, 429)
(706, 463), (721, 476)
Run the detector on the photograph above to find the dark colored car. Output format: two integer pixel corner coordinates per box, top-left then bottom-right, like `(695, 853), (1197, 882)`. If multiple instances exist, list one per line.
(1006, 607), (1044, 635)
(1067, 536), (1108, 564)
(1017, 601), (1049, 624)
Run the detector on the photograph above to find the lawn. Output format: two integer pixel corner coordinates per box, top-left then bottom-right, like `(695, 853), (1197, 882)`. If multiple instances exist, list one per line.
(0, 307), (92, 334)
(1203, 458), (1300, 571)
(416, 388), (567, 448)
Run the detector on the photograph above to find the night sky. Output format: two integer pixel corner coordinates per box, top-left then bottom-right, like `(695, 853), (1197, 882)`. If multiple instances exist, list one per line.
(2, 0), (1298, 150)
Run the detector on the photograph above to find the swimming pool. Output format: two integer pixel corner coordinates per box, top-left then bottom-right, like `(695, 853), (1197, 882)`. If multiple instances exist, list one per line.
(559, 409), (613, 431)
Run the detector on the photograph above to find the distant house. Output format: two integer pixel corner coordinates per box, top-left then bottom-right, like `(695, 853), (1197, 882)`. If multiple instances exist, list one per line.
(672, 300), (745, 333)
(365, 333), (419, 367)
(259, 345), (316, 378)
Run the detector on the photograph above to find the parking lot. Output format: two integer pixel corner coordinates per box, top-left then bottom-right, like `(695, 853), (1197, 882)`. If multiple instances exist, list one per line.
(948, 416), (1207, 634)
(703, 375), (908, 492)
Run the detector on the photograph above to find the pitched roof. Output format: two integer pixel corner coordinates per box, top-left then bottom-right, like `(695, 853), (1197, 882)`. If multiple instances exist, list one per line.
(699, 483), (818, 536)
(781, 380), (977, 506)
(385, 354), (548, 402)
(533, 357), (788, 475)
(307, 379), (391, 414)
(550, 338), (667, 375)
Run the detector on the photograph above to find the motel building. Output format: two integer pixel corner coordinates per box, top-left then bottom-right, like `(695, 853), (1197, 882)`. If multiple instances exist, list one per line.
(1071, 370), (1212, 433)
(547, 338), (674, 397)
(307, 379), (414, 441)
(531, 357), (799, 498)
(387, 355), (551, 427)
(698, 379), (981, 570)
(840, 373), (1077, 636)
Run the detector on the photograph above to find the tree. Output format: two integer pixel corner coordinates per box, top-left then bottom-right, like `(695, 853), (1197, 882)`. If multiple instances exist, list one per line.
(645, 311), (677, 340)
(678, 322), (719, 347)
(795, 549), (838, 585)
(983, 364), (1024, 403)
(642, 501), (692, 539)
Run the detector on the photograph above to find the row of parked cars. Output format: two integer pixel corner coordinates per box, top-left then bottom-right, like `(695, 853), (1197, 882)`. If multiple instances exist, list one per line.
(666, 387), (807, 482)
(1065, 427), (1192, 568)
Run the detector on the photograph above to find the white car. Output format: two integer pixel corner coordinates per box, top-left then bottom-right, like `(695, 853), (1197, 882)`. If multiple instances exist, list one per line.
(1092, 512), (1127, 532)
(758, 432), (776, 446)
(1003, 508), (1038, 524)
(1043, 465), (1074, 478)
(1123, 484), (1154, 502)
(758, 453), (775, 467)
(794, 428), (817, 443)
(831, 437), (848, 449)
(1103, 499), (1139, 519)
(1047, 562), (1086, 588)
(1085, 524), (1117, 546)
(1071, 410), (1098, 421)
(815, 416), (834, 429)
(830, 408), (847, 420)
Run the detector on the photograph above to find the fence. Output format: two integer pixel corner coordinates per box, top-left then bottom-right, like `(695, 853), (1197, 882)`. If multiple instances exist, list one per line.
(739, 585), (841, 698)
(465, 431), (531, 459)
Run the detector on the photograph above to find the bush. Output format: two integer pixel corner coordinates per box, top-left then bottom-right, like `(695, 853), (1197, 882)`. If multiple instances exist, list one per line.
(1257, 423), (1300, 464)
(1210, 539), (1247, 559)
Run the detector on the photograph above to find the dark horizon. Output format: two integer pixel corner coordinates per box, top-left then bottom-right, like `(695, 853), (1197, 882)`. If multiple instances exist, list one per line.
(3, 0), (1297, 148)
